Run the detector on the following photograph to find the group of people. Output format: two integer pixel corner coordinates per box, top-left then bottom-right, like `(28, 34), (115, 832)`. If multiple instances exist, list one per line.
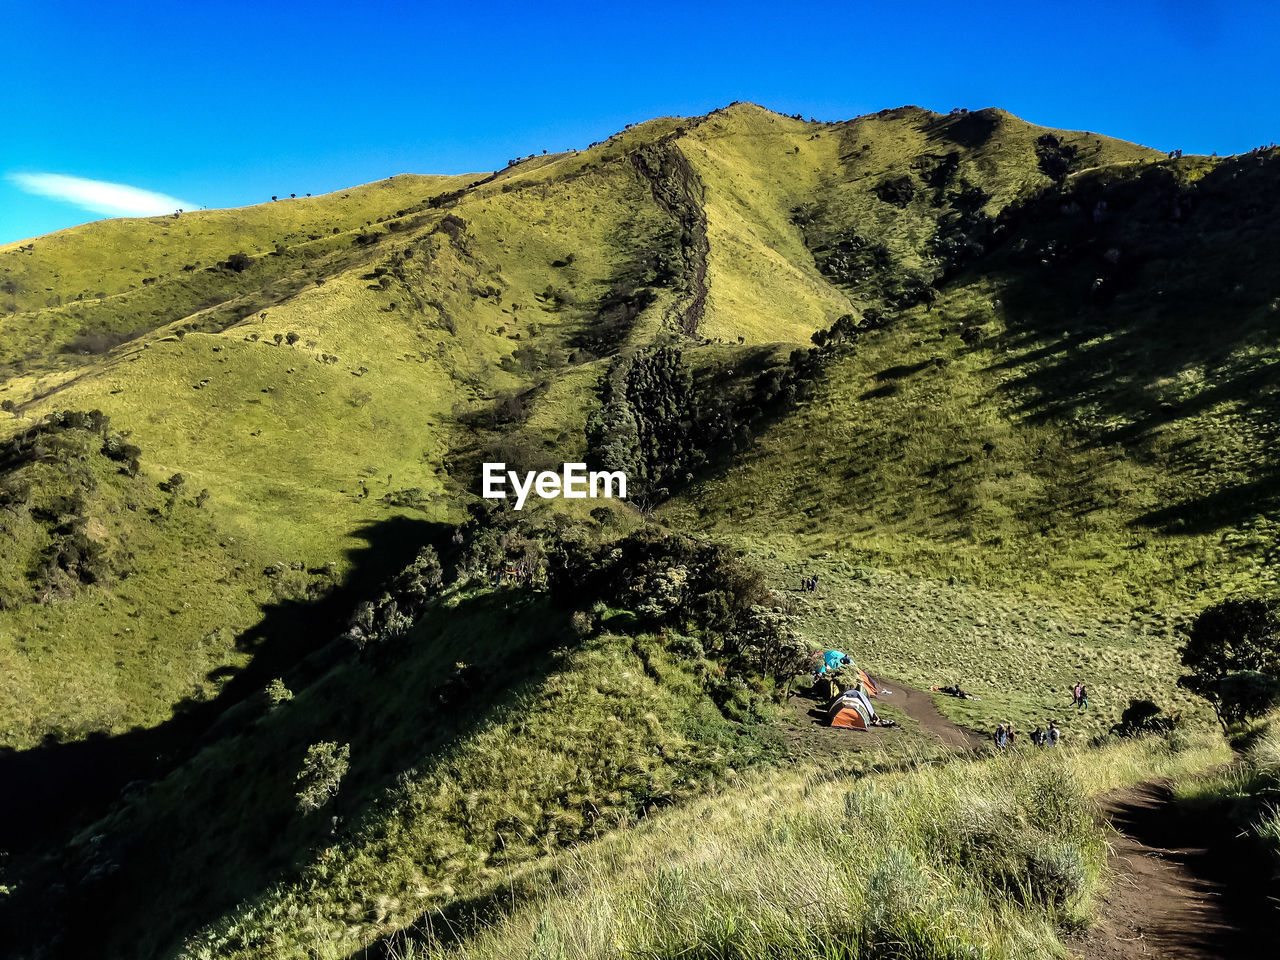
(812, 649), (1090, 748)
(990, 681), (1086, 750)
(994, 720), (1061, 750)
(1072, 682), (1089, 710)
(800, 574), (820, 592)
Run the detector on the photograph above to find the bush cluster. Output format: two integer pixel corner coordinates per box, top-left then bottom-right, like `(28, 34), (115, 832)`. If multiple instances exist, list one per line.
(1035, 133), (1080, 187)
(439, 505), (808, 704)
(341, 547), (444, 652)
(584, 312), (893, 502)
(546, 528), (809, 699)
(0, 410), (145, 600)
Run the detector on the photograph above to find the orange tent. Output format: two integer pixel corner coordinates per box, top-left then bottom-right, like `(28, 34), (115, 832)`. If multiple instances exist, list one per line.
(856, 668), (880, 697)
(827, 695), (872, 730)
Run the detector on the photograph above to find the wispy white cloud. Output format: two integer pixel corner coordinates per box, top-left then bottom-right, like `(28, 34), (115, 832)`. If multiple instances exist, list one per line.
(8, 172), (195, 217)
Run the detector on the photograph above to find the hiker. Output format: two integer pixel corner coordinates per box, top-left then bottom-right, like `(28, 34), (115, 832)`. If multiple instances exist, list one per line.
(1031, 725), (1044, 747)
(1005, 723), (1016, 747)
(811, 574), (820, 592)
(1077, 684), (1089, 710)
(1071, 682), (1083, 707)
(994, 723), (1008, 749)
(1046, 721), (1061, 747)
(935, 683), (976, 700)
(818, 650), (851, 674)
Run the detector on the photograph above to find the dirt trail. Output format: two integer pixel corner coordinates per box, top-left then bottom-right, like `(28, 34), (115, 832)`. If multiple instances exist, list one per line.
(1073, 780), (1273, 960)
(885, 682), (983, 749)
(782, 685), (1274, 958)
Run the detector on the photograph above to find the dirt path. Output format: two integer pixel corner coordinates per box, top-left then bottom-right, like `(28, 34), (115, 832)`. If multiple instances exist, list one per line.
(884, 682), (984, 749)
(1072, 780), (1273, 960)
(781, 679), (984, 757)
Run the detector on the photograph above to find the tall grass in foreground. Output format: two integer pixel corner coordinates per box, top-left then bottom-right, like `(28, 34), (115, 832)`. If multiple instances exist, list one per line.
(378, 733), (1227, 960)
(1174, 715), (1280, 871)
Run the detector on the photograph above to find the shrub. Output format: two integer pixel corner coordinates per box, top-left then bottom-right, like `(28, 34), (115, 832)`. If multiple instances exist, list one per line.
(102, 432), (142, 466)
(1035, 133), (1079, 187)
(1025, 841), (1087, 909)
(225, 252), (253, 272)
(158, 473), (186, 494)
(341, 546), (442, 652)
(1113, 698), (1176, 736)
(863, 845), (927, 938)
(63, 328), (142, 355)
(875, 175), (917, 207)
(1211, 671), (1280, 726)
(295, 742), (350, 814)
(266, 678), (294, 709)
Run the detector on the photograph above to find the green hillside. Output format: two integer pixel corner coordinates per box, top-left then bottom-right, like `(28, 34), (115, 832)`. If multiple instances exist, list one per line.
(1, 102), (1278, 959)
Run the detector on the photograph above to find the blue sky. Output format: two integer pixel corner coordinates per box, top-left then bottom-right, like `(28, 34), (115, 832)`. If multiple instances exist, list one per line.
(3, 0), (1278, 243)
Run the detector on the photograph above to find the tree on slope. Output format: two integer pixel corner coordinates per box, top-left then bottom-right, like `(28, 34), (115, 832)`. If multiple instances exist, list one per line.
(1179, 596), (1280, 729)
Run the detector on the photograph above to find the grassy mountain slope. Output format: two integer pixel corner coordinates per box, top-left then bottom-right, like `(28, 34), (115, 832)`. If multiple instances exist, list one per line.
(2, 100), (1274, 749)
(681, 106), (855, 342)
(7, 526), (833, 960)
(0, 145), (682, 744)
(669, 140), (1280, 610)
(0, 175), (484, 369)
(1, 101), (1278, 960)
(384, 731), (1228, 960)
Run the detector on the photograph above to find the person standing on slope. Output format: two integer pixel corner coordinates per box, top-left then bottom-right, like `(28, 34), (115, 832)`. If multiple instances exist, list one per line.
(1077, 683), (1089, 710)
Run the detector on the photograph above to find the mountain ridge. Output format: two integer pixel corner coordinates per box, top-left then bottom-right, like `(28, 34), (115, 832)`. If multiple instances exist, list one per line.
(2, 101), (1273, 750)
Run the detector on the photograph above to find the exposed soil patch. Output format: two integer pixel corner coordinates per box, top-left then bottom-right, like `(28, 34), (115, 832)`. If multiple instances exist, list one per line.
(1073, 779), (1275, 960)
(630, 139), (708, 336)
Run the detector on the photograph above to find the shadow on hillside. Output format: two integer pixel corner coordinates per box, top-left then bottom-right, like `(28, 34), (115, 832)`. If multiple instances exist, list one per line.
(0, 515), (444, 855)
(3, 553), (577, 960)
(981, 153), (1280, 535)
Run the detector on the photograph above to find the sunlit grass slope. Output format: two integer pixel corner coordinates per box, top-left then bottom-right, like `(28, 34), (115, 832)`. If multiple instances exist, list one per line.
(381, 731), (1227, 960)
(0, 136), (688, 745)
(773, 558), (1196, 739)
(682, 105), (855, 343)
(1, 100), (1278, 960)
(684, 103), (1156, 344)
(668, 310), (1237, 604)
(0, 175), (482, 368)
(2, 101), (1276, 758)
(667, 136), (1279, 608)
